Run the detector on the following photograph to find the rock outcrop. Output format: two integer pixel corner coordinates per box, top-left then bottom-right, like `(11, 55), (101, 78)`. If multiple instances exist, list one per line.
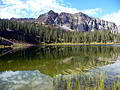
(10, 10), (119, 31)
(37, 10), (118, 31)
(118, 25), (120, 31)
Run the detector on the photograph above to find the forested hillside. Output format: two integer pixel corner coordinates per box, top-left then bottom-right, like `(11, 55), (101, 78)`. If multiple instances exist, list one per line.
(0, 19), (120, 45)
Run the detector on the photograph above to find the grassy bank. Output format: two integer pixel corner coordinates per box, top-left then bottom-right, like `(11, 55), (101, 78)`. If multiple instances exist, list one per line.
(0, 43), (33, 49)
(0, 45), (13, 48)
(46, 42), (120, 46)
(1, 42), (120, 48)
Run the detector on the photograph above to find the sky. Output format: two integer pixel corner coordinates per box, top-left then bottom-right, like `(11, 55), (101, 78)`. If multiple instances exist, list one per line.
(0, 0), (120, 25)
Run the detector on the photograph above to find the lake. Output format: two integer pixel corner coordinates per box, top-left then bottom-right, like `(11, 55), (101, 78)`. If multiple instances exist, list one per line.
(0, 45), (120, 90)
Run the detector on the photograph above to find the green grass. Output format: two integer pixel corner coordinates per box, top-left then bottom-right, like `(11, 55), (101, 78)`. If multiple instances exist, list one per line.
(53, 73), (120, 90)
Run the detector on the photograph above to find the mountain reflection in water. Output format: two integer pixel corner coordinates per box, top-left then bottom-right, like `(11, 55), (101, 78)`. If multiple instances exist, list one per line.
(0, 45), (120, 90)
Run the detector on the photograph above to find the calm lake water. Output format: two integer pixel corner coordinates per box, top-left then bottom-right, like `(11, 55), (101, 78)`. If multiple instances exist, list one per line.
(0, 45), (120, 90)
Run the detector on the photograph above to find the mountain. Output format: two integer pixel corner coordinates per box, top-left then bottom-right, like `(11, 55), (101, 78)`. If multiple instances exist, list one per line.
(10, 10), (118, 32)
(37, 10), (118, 31)
(118, 25), (120, 31)
(1, 16), (120, 45)
(11, 18), (36, 22)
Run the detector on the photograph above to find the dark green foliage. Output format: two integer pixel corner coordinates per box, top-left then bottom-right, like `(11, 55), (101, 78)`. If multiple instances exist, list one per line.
(0, 19), (120, 44)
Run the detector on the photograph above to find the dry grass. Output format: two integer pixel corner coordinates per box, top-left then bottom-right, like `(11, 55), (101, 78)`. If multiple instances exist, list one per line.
(46, 42), (120, 46)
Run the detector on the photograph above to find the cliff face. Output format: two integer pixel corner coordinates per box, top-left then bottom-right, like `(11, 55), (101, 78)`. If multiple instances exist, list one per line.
(118, 25), (120, 31)
(37, 10), (118, 31)
(37, 10), (59, 24)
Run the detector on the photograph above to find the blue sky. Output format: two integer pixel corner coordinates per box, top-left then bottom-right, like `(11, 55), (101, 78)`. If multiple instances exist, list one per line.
(65, 0), (120, 10)
(64, 0), (120, 16)
(0, 0), (120, 25)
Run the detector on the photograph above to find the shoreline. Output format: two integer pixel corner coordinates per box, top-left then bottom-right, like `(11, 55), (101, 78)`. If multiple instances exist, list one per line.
(0, 43), (33, 49)
(1, 42), (120, 48)
(46, 42), (120, 46)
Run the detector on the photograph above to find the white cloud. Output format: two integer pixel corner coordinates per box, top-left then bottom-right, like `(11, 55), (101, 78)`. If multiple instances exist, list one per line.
(82, 8), (103, 15)
(0, 11), (20, 19)
(101, 10), (120, 26)
(2, 0), (21, 5)
(0, 0), (103, 19)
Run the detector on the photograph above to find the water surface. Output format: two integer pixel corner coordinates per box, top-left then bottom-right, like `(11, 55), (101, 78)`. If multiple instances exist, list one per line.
(0, 45), (120, 90)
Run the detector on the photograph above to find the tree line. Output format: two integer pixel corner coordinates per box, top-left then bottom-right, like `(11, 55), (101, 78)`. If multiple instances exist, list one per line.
(0, 19), (120, 44)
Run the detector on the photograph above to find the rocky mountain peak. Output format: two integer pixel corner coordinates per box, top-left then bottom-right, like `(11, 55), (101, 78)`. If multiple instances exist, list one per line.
(48, 10), (56, 15)
(11, 10), (118, 32)
(74, 12), (89, 17)
(37, 10), (118, 31)
(37, 10), (58, 24)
